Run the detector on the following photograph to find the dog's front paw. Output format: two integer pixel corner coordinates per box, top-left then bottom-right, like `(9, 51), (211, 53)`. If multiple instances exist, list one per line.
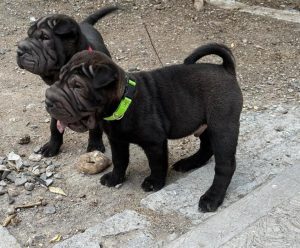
(199, 190), (224, 212)
(87, 140), (105, 153)
(100, 172), (124, 187)
(39, 141), (62, 157)
(141, 176), (165, 192)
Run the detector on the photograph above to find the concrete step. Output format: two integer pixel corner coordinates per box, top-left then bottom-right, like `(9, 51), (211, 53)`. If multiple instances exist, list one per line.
(165, 164), (300, 247)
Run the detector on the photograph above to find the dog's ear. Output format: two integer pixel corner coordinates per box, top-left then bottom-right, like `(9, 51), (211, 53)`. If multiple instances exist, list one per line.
(92, 65), (117, 89)
(53, 19), (78, 37)
(27, 22), (37, 36)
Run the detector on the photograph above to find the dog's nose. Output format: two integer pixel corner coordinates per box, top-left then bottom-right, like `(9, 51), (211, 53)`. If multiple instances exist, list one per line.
(17, 40), (30, 56)
(45, 99), (54, 109)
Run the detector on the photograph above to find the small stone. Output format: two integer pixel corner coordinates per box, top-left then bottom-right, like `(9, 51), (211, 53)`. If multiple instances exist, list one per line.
(29, 154), (42, 162)
(15, 176), (28, 186)
(45, 160), (52, 166)
(29, 16), (36, 22)
(6, 171), (17, 182)
(7, 152), (23, 170)
(18, 134), (31, 145)
(40, 173), (47, 181)
(0, 186), (8, 195)
(45, 179), (53, 187)
(23, 160), (31, 167)
(46, 171), (53, 178)
(275, 126), (284, 132)
(44, 118), (50, 123)
(7, 207), (16, 215)
(0, 180), (7, 186)
(32, 168), (40, 176)
(33, 146), (41, 154)
(24, 182), (35, 191)
(194, 0), (204, 10)
(0, 164), (9, 171)
(46, 164), (55, 172)
(115, 183), (123, 189)
(2, 170), (11, 180)
(8, 195), (15, 204)
(43, 205), (56, 214)
(0, 156), (5, 165)
(242, 38), (248, 44)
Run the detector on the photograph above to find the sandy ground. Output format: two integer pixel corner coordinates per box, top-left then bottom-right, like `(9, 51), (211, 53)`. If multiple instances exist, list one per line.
(0, 0), (299, 247)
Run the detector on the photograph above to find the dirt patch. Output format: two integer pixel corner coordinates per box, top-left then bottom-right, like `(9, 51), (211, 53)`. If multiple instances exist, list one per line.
(0, 0), (299, 247)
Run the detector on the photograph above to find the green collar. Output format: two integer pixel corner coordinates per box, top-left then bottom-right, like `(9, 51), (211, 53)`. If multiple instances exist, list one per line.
(103, 78), (136, 121)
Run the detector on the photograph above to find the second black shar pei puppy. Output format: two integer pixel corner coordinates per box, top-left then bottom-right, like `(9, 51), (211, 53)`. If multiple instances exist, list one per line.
(17, 6), (118, 156)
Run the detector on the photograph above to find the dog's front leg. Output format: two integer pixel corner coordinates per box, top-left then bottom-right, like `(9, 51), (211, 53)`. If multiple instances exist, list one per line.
(141, 140), (168, 192)
(40, 117), (63, 157)
(87, 123), (105, 153)
(100, 139), (129, 187)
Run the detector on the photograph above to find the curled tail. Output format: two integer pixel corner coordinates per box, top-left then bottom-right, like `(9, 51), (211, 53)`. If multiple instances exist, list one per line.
(82, 6), (119, 25)
(184, 43), (236, 75)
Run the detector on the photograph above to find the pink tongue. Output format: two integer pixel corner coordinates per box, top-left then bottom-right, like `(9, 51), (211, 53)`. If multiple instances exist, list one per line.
(57, 120), (67, 133)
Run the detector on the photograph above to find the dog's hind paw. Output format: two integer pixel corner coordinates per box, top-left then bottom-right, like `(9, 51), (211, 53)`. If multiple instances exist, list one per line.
(100, 172), (124, 187)
(141, 176), (165, 192)
(198, 191), (224, 212)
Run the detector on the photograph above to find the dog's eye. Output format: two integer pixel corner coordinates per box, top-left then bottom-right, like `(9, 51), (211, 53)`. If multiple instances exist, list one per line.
(73, 82), (82, 89)
(40, 32), (50, 40)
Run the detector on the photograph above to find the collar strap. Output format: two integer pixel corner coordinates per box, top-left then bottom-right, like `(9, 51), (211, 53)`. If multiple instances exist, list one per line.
(103, 79), (136, 121)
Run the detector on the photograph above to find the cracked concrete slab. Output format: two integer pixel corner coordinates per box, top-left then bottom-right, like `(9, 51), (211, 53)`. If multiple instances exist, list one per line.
(0, 226), (22, 248)
(53, 210), (156, 248)
(165, 164), (300, 248)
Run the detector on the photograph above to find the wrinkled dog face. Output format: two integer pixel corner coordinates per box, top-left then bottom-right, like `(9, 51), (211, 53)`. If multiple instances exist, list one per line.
(17, 15), (80, 85)
(45, 51), (120, 132)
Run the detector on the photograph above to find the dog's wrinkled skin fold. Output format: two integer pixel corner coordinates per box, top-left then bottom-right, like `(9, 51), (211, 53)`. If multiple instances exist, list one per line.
(16, 6), (118, 157)
(46, 43), (243, 212)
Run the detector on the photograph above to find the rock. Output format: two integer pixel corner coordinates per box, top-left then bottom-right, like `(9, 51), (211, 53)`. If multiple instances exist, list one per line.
(29, 154), (42, 162)
(0, 180), (7, 186)
(45, 179), (53, 186)
(15, 176), (28, 186)
(2, 170), (11, 180)
(24, 182), (35, 191)
(32, 168), (40, 176)
(0, 156), (5, 165)
(46, 164), (55, 172)
(44, 205), (56, 214)
(75, 151), (111, 175)
(8, 195), (15, 204)
(0, 164), (9, 171)
(46, 171), (53, 178)
(7, 207), (16, 215)
(0, 186), (8, 195)
(33, 146), (41, 154)
(7, 152), (23, 170)
(6, 171), (17, 183)
(18, 134), (31, 145)
(194, 0), (204, 10)
(22, 160), (31, 167)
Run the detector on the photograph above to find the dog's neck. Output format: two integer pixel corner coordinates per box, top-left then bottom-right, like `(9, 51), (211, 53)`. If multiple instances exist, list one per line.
(102, 73), (136, 121)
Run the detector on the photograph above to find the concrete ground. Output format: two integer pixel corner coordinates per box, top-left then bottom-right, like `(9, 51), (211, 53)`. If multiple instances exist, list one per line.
(0, 0), (299, 247)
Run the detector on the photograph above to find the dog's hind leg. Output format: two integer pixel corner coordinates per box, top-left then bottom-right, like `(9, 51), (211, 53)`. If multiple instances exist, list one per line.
(141, 140), (169, 192)
(198, 124), (239, 212)
(172, 129), (213, 172)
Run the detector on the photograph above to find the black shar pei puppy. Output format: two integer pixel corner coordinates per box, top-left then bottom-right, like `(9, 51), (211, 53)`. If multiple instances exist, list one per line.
(45, 43), (243, 212)
(17, 6), (118, 157)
